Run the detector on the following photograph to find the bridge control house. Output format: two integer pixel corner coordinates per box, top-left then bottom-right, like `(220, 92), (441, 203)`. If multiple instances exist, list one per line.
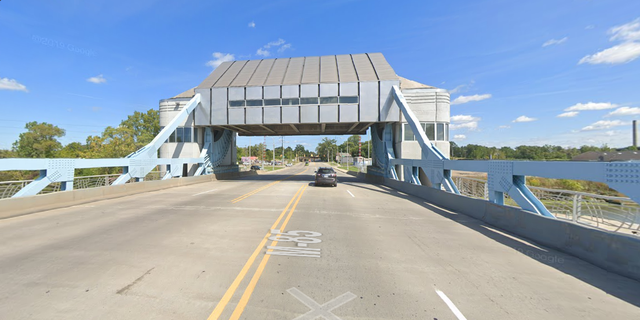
(159, 53), (450, 181)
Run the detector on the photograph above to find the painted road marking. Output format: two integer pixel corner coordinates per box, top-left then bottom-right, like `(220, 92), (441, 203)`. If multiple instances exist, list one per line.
(228, 184), (309, 320)
(347, 190), (355, 198)
(266, 246), (321, 258)
(267, 230), (322, 254)
(230, 169), (307, 203)
(435, 289), (468, 320)
(192, 189), (217, 196)
(206, 185), (305, 320)
(287, 287), (357, 320)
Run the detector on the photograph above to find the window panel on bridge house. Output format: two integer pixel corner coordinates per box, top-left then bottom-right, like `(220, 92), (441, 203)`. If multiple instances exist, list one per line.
(246, 99), (264, 107)
(338, 96), (358, 104)
(319, 97), (338, 104)
(264, 99), (281, 106)
(282, 98), (300, 105)
(300, 97), (319, 105)
(229, 100), (245, 107)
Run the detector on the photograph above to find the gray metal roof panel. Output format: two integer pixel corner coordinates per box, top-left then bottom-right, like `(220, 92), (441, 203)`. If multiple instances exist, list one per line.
(199, 53), (396, 88)
(282, 57), (304, 85)
(301, 56), (320, 84)
(265, 59), (289, 86)
(351, 54), (378, 81)
(320, 55), (338, 83)
(368, 53), (397, 81)
(197, 61), (233, 89)
(230, 60), (261, 87)
(247, 59), (276, 87)
(336, 54), (358, 82)
(213, 60), (248, 87)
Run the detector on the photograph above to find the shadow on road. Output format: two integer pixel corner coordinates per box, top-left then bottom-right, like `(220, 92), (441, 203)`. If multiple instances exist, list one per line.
(337, 176), (640, 309)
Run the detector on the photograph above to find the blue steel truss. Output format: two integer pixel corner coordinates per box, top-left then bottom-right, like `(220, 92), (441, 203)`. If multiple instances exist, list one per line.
(385, 85), (640, 218)
(1, 86), (639, 219)
(0, 94), (237, 198)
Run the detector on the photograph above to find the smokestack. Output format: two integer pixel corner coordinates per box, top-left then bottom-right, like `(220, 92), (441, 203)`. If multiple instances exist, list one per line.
(634, 120), (638, 150)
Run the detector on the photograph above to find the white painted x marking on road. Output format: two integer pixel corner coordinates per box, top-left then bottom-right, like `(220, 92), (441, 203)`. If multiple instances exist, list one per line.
(287, 287), (357, 320)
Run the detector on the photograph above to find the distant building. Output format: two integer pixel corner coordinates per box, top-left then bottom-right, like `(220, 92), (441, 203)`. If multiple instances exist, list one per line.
(572, 150), (640, 162)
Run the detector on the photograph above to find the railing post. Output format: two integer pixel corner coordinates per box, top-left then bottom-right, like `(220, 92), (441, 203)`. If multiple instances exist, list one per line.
(572, 194), (578, 222)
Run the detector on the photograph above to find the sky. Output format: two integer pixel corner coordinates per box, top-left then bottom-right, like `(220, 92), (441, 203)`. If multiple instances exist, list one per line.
(1, 0), (640, 151)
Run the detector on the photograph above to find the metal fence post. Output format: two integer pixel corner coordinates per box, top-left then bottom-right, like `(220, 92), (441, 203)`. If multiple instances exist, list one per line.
(571, 194), (578, 222)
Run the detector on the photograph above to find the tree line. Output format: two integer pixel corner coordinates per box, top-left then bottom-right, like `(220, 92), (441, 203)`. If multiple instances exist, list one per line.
(450, 142), (632, 160)
(315, 136), (371, 162)
(0, 109), (159, 180)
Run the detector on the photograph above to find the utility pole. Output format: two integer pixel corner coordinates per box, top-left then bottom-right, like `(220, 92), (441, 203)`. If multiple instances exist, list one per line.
(272, 137), (275, 170)
(347, 141), (350, 171)
(281, 136), (284, 166)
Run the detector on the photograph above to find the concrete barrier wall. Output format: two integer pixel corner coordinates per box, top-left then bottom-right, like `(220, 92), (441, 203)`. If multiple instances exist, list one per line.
(356, 172), (640, 282)
(0, 171), (257, 220)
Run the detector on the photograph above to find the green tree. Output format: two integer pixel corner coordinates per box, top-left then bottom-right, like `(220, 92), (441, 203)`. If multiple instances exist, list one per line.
(12, 121), (65, 158)
(57, 142), (86, 158)
(316, 137), (337, 161)
(120, 109), (160, 149)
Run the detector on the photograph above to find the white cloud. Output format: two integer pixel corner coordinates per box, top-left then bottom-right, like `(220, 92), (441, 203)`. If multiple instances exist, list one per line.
(609, 18), (640, 42)
(248, 21), (255, 28)
(565, 102), (617, 111)
(557, 111), (579, 118)
(450, 114), (480, 131)
(86, 74), (106, 84)
(256, 39), (291, 58)
(206, 52), (235, 68)
(498, 125), (511, 129)
(579, 42), (640, 65)
(586, 25), (595, 30)
(0, 77), (28, 92)
(451, 93), (492, 105)
(453, 134), (466, 140)
(264, 39), (285, 49)
(278, 43), (291, 53)
(512, 115), (537, 123)
(91, 106), (102, 112)
(580, 18), (640, 65)
(606, 106), (640, 117)
(449, 80), (475, 94)
(450, 122), (478, 130)
(450, 115), (480, 122)
(542, 37), (568, 47)
(256, 48), (270, 57)
(581, 120), (629, 131)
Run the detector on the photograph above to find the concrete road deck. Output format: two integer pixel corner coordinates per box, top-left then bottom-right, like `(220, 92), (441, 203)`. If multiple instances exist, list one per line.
(1, 162), (639, 320)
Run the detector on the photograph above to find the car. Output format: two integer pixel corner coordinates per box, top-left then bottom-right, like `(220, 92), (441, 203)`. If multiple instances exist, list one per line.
(250, 165), (261, 171)
(286, 163), (292, 167)
(314, 167), (337, 187)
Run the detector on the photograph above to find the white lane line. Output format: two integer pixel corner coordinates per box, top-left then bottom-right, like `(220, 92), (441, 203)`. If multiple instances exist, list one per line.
(435, 289), (467, 320)
(191, 189), (218, 196)
(346, 190), (355, 198)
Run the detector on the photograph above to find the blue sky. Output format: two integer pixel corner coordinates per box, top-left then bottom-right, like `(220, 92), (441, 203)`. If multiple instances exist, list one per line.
(1, 0), (639, 151)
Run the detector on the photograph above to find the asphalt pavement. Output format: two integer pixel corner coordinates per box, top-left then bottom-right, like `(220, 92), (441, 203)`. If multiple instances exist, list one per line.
(1, 162), (639, 320)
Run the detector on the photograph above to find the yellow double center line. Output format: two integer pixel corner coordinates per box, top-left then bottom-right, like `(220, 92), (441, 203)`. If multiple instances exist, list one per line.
(230, 169), (307, 203)
(209, 184), (309, 320)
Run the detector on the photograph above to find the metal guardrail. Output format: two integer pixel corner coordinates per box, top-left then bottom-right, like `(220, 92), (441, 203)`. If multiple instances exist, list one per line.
(453, 176), (640, 235)
(0, 171), (166, 199)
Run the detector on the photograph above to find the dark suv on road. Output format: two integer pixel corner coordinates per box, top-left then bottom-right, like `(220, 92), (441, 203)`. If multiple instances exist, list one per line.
(250, 165), (261, 171)
(315, 167), (337, 187)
